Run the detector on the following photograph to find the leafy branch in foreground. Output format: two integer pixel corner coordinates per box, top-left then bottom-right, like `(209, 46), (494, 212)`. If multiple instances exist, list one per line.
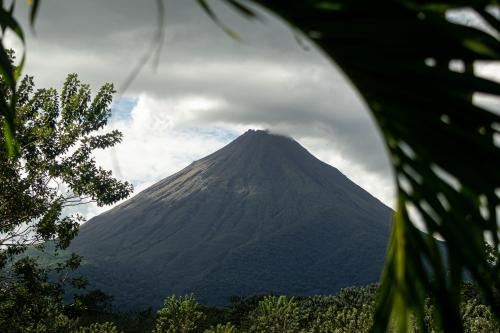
(203, 0), (500, 332)
(0, 66), (133, 331)
(0, 69), (133, 263)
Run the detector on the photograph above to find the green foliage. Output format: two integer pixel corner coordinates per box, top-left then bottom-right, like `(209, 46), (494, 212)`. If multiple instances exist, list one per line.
(0, 257), (77, 332)
(72, 321), (122, 333)
(3, 285), (489, 333)
(155, 294), (207, 333)
(0, 70), (132, 262)
(203, 322), (238, 333)
(310, 303), (374, 333)
(0, 253), (117, 332)
(147, 287), (499, 333)
(461, 299), (500, 333)
(0, 62), (132, 332)
(247, 295), (301, 333)
(75, 308), (155, 333)
(226, 295), (266, 329)
(198, 304), (232, 332)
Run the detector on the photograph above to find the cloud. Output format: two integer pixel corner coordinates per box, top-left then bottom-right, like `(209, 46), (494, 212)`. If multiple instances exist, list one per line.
(77, 97), (239, 219)
(9, 0), (398, 219)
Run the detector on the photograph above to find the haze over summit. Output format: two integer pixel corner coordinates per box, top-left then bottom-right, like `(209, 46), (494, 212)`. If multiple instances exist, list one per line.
(70, 130), (393, 310)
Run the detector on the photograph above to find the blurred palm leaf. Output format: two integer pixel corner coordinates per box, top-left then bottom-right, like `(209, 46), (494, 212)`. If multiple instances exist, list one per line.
(208, 0), (500, 332)
(0, 0), (40, 157)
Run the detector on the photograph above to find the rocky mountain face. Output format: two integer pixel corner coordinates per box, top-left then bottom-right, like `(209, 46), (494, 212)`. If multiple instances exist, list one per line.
(70, 129), (393, 310)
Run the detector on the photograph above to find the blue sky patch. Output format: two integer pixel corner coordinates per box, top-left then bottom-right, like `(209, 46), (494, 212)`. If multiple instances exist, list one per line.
(110, 96), (138, 122)
(181, 127), (239, 143)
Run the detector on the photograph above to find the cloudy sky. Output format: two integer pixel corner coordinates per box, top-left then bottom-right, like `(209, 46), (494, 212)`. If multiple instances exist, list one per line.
(7, 0), (433, 218)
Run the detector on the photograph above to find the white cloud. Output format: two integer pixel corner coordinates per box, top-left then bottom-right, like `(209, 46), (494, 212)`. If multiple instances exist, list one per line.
(76, 96), (236, 219)
(299, 136), (395, 208)
(12, 0), (398, 220)
(129, 94), (227, 134)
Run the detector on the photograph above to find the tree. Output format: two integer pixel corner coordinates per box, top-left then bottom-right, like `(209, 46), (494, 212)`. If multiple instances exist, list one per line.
(72, 322), (123, 333)
(0, 69), (133, 263)
(0, 256), (82, 332)
(0, 61), (132, 331)
(461, 299), (500, 333)
(203, 323), (238, 333)
(247, 296), (301, 333)
(310, 303), (374, 333)
(155, 294), (207, 333)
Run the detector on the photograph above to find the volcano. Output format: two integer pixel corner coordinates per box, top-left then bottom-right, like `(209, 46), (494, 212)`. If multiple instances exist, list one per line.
(70, 129), (392, 310)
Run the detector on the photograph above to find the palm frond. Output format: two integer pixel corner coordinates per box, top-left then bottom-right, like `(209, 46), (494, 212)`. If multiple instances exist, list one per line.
(214, 1), (500, 331)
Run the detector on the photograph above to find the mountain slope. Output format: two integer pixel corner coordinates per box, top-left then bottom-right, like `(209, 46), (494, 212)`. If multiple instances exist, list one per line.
(70, 129), (392, 309)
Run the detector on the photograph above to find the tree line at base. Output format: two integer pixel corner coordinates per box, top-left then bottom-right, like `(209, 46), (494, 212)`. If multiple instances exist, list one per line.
(1, 261), (497, 333)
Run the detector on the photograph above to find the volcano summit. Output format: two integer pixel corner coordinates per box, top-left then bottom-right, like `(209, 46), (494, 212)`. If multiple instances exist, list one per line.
(70, 130), (392, 310)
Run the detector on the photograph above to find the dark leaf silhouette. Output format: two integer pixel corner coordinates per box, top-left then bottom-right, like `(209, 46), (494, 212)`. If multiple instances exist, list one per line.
(205, 0), (500, 332)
